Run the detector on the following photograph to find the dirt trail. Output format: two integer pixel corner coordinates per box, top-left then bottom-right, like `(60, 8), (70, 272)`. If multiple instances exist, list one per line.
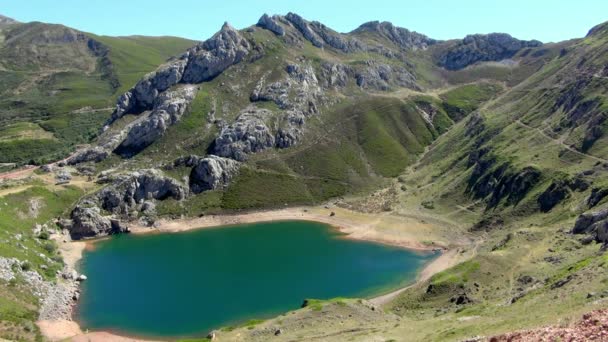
(0, 165), (37, 180)
(515, 119), (608, 163)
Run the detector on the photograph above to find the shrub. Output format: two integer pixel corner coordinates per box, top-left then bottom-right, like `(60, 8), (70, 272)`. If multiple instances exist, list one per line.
(20, 261), (31, 271)
(43, 242), (56, 254)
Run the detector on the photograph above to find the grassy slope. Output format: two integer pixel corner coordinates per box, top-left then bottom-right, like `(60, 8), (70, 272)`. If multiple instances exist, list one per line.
(0, 22), (195, 165)
(87, 34), (196, 95)
(370, 26), (608, 341)
(2, 18), (607, 342)
(0, 181), (85, 341)
(191, 22), (608, 342)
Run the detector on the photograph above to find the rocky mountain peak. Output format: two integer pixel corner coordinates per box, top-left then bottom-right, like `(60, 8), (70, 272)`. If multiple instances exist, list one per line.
(438, 33), (543, 70)
(0, 14), (18, 27)
(352, 20), (437, 50)
(220, 21), (235, 32)
(587, 21), (608, 38)
(257, 13), (285, 36)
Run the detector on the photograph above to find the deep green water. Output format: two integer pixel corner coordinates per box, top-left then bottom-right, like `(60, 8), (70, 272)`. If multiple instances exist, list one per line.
(77, 220), (437, 338)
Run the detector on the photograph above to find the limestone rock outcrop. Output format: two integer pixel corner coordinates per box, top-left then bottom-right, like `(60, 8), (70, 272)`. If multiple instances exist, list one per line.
(355, 61), (419, 91)
(98, 169), (187, 214)
(108, 22), (250, 124)
(257, 14), (285, 36)
(65, 169), (185, 238)
(189, 155), (241, 193)
(181, 22), (251, 83)
(213, 107), (275, 161)
(438, 33), (542, 70)
(248, 62), (322, 153)
(572, 209), (608, 246)
(109, 59), (188, 124)
(66, 146), (109, 165)
(114, 85), (196, 157)
(66, 202), (116, 239)
(285, 12), (324, 48)
(353, 21), (437, 50)
(65, 22), (253, 165)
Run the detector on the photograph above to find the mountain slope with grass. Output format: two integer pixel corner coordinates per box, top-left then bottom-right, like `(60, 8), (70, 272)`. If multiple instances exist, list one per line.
(0, 17), (195, 166)
(1, 12), (607, 342)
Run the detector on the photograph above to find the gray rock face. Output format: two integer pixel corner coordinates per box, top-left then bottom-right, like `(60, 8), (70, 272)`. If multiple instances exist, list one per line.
(109, 59), (187, 125)
(572, 209), (608, 246)
(68, 203), (115, 239)
(309, 21), (363, 53)
(189, 155), (240, 193)
(355, 61), (419, 91)
(438, 33), (542, 70)
(98, 169), (187, 214)
(257, 14), (285, 36)
(319, 62), (351, 88)
(106, 21), (251, 128)
(66, 146), (109, 165)
(588, 187), (608, 208)
(115, 85), (196, 157)
(248, 62), (322, 153)
(353, 21), (437, 50)
(276, 110), (306, 148)
(285, 13), (324, 48)
(55, 170), (72, 184)
(0, 14), (18, 27)
(213, 107), (275, 161)
(573, 209), (608, 234)
(65, 169), (185, 239)
(537, 179), (571, 212)
(182, 22), (251, 83)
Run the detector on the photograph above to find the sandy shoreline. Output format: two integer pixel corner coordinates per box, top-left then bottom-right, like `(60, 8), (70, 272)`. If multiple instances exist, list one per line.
(38, 206), (468, 341)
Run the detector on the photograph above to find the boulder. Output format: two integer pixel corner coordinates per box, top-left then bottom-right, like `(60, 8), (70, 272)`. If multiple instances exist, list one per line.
(40, 164), (54, 173)
(572, 209), (608, 234)
(68, 204), (115, 239)
(66, 146), (110, 165)
(189, 156), (240, 193)
(55, 170), (72, 184)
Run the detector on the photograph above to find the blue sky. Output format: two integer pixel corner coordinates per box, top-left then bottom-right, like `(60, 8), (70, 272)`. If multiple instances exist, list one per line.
(2, 0), (607, 42)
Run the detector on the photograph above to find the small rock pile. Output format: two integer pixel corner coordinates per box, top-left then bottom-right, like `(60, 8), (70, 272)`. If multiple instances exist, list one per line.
(488, 309), (608, 341)
(0, 257), (83, 321)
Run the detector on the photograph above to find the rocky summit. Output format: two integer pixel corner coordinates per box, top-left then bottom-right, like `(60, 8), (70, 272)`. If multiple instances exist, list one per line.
(0, 7), (608, 342)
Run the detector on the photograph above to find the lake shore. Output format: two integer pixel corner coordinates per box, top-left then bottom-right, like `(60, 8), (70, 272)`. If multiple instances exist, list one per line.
(38, 205), (470, 341)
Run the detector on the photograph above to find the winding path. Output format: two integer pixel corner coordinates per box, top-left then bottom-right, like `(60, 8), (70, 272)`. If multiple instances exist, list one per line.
(514, 119), (608, 163)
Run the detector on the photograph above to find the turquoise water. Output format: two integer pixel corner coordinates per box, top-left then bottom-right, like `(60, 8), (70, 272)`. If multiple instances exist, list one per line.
(77, 220), (437, 338)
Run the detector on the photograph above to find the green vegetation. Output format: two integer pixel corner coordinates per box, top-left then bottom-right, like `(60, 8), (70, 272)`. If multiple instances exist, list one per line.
(439, 82), (504, 121)
(430, 261), (480, 288)
(2, 13), (608, 342)
(88, 34), (196, 94)
(0, 21), (194, 165)
(222, 168), (314, 209)
(0, 184), (85, 340)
